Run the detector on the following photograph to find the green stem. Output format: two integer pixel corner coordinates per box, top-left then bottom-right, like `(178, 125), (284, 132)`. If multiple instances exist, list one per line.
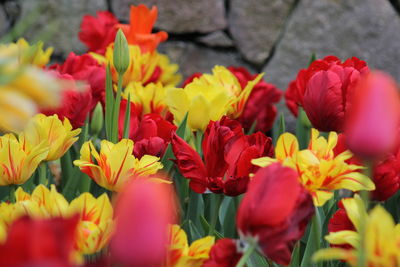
(38, 162), (47, 185)
(357, 162), (373, 267)
(236, 240), (257, 267)
(9, 184), (16, 202)
(111, 75), (123, 143)
(208, 194), (223, 235)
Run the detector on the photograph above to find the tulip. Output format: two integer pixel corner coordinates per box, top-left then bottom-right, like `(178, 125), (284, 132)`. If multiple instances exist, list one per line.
(236, 163), (314, 265)
(73, 139), (163, 191)
(22, 114), (81, 161)
(228, 66), (282, 133)
(253, 129), (375, 206)
(0, 38), (53, 67)
(117, 5), (168, 53)
(111, 179), (176, 267)
(0, 216), (80, 267)
(0, 134), (48, 185)
(167, 224), (215, 266)
(313, 195), (400, 267)
(171, 116), (273, 196)
(203, 238), (242, 267)
(69, 193), (114, 254)
(285, 56), (369, 132)
(345, 71), (400, 159)
(79, 11), (119, 54)
(166, 66), (262, 131)
(49, 52), (106, 112)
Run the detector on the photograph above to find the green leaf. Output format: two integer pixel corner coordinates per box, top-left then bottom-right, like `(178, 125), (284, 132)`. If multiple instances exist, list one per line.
(105, 64), (114, 140)
(300, 209), (323, 267)
(218, 196), (237, 238)
(296, 107), (311, 149)
(123, 94), (131, 139)
(309, 53), (317, 66)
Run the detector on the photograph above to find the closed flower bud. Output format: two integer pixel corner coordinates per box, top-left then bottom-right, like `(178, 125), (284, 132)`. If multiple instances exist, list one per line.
(113, 29), (130, 75)
(90, 102), (104, 136)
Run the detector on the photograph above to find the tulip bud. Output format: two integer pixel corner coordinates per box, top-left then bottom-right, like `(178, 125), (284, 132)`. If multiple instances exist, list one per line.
(113, 29), (130, 75)
(345, 71), (400, 159)
(90, 102), (104, 136)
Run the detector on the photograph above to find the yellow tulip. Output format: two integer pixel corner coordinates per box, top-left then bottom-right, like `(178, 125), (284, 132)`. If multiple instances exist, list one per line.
(252, 129), (375, 206)
(313, 195), (400, 266)
(69, 193), (114, 255)
(73, 139), (163, 191)
(123, 82), (170, 116)
(0, 133), (48, 185)
(166, 65), (262, 131)
(0, 185), (114, 255)
(0, 38), (53, 67)
(22, 114), (81, 161)
(167, 224), (215, 267)
(91, 44), (181, 87)
(0, 50), (61, 132)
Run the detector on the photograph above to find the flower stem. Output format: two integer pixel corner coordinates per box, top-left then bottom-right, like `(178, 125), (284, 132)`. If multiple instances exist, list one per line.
(38, 162), (47, 185)
(236, 240), (257, 267)
(357, 162), (372, 267)
(208, 193), (222, 235)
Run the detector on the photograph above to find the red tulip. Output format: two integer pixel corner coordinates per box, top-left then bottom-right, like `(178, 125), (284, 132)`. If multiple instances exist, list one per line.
(50, 52), (106, 111)
(111, 179), (176, 267)
(40, 72), (92, 129)
(327, 201), (355, 250)
(228, 66), (282, 133)
(171, 116), (273, 196)
(345, 71), (400, 159)
(285, 56), (369, 132)
(334, 133), (400, 201)
(79, 11), (118, 54)
(236, 163), (314, 265)
(0, 216), (79, 267)
(203, 238), (242, 267)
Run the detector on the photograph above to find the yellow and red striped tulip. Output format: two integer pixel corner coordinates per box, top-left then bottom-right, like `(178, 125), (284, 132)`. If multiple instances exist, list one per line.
(0, 133), (48, 185)
(253, 129), (375, 206)
(21, 114), (81, 161)
(73, 139), (163, 191)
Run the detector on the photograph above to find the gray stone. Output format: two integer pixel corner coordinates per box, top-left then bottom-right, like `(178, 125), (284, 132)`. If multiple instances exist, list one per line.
(264, 0), (400, 90)
(229, 0), (295, 65)
(0, 7), (8, 36)
(158, 41), (255, 83)
(196, 31), (234, 48)
(19, 0), (107, 56)
(112, 0), (227, 33)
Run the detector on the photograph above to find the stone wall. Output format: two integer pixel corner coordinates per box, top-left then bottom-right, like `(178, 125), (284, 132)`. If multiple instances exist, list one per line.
(2, 0), (400, 92)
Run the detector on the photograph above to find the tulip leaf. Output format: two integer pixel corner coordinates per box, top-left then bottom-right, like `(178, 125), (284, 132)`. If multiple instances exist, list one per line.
(199, 215), (224, 239)
(300, 209), (323, 267)
(296, 108), (311, 149)
(247, 252), (270, 267)
(218, 196), (237, 238)
(122, 93), (131, 139)
(105, 64), (114, 140)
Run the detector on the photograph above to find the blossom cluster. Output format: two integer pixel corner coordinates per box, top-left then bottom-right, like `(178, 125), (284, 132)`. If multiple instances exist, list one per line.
(0, 4), (399, 267)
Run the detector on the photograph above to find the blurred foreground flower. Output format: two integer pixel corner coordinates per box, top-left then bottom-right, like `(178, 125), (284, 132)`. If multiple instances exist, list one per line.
(22, 114), (81, 161)
(0, 43), (62, 132)
(253, 129), (375, 206)
(172, 116), (273, 196)
(0, 133), (48, 185)
(0, 216), (79, 267)
(345, 71), (400, 159)
(285, 55), (369, 132)
(74, 139), (164, 191)
(167, 224), (214, 266)
(237, 163), (314, 265)
(313, 195), (400, 266)
(111, 179), (176, 267)
(167, 66), (262, 131)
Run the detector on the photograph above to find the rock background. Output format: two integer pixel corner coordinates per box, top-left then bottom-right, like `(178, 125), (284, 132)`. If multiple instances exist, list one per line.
(1, 0), (400, 102)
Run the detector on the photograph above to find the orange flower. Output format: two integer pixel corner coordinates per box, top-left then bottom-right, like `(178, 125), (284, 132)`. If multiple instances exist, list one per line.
(118, 5), (168, 53)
